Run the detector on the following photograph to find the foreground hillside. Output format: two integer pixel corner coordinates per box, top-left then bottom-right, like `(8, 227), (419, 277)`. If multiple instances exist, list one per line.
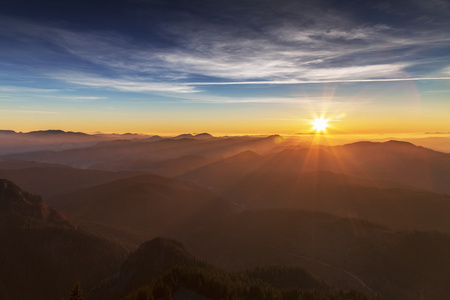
(182, 209), (450, 300)
(0, 179), (127, 300)
(93, 237), (378, 300)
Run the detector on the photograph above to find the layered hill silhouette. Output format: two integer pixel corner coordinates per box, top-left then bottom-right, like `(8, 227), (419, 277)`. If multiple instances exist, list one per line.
(181, 140), (450, 195)
(2, 134), (284, 170)
(0, 179), (127, 300)
(2, 133), (450, 300)
(46, 174), (233, 245)
(179, 142), (450, 232)
(0, 129), (109, 155)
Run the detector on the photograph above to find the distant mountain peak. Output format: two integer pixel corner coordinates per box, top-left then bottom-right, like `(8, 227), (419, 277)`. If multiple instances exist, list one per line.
(194, 133), (213, 138)
(27, 129), (89, 136)
(345, 140), (418, 148)
(144, 135), (163, 142)
(384, 140), (416, 147)
(174, 133), (194, 139)
(231, 150), (260, 160)
(0, 130), (16, 134)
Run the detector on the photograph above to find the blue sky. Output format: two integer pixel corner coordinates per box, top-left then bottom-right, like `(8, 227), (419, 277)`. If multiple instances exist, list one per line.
(1, 0), (450, 134)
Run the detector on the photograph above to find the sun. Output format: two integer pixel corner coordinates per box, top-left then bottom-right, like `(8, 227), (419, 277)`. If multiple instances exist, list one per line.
(312, 117), (329, 132)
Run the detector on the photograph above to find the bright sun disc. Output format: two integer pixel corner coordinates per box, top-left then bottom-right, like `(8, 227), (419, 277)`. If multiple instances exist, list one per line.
(312, 117), (328, 132)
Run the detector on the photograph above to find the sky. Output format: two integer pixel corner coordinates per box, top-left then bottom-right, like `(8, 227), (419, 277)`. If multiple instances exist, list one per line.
(1, 0), (450, 135)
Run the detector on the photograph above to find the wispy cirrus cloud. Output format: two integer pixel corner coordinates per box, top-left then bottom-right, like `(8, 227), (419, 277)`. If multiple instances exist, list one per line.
(1, 0), (450, 95)
(52, 72), (199, 93)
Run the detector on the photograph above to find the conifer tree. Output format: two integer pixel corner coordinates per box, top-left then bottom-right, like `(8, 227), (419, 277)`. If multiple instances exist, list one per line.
(69, 281), (83, 300)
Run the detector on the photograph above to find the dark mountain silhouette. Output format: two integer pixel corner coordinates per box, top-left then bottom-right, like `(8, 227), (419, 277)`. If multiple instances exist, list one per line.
(174, 133), (194, 139)
(182, 209), (450, 300)
(143, 135), (163, 142)
(92, 238), (202, 299)
(47, 174), (233, 245)
(0, 130), (16, 134)
(194, 132), (214, 139)
(27, 129), (90, 136)
(0, 179), (127, 300)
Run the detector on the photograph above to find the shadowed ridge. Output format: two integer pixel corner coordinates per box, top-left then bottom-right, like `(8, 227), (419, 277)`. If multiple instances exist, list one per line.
(0, 178), (67, 225)
(95, 237), (202, 299)
(0, 179), (128, 300)
(0, 178), (40, 213)
(120, 237), (200, 277)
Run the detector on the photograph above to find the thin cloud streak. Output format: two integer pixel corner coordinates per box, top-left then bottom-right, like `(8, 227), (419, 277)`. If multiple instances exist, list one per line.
(52, 73), (199, 93)
(186, 77), (450, 86)
(0, 86), (58, 93)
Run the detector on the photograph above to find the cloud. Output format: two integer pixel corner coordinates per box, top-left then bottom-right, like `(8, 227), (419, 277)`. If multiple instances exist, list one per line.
(1, 0), (450, 95)
(0, 86), (57, 93)
(186, 77), (450, 86)
(52, 72), (199, 93)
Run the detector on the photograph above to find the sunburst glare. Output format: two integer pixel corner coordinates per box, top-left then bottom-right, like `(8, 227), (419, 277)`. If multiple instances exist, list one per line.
(312, 117), (329, 132)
